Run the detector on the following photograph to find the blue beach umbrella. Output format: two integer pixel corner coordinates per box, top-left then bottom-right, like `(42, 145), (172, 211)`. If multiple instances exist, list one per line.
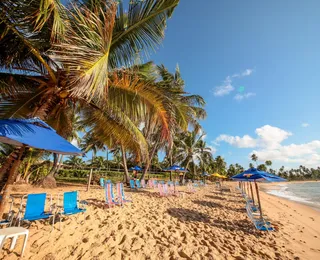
(129, 166), (142, 171)
(0, 118), (82, 155)
(232, 168), (286, 218)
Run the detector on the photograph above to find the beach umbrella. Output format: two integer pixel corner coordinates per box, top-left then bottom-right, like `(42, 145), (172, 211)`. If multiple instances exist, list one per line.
(164, 165), (188, 181)
(0, 118), (83, 216)
(231, 168), (286, 218)
(0, 118), (82, 155)
(129, 166), (142, 171)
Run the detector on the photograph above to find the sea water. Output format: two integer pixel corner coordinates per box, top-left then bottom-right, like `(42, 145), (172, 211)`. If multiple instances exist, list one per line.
(265, 182), (320, 210)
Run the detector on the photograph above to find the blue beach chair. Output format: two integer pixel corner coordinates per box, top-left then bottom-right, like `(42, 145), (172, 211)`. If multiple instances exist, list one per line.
(17, 193), (54, 227)
(130, 179), (136, 189)
(100, 178), (105, 187)
(135, 180), (142, 189)
(61, 191), (86, 215)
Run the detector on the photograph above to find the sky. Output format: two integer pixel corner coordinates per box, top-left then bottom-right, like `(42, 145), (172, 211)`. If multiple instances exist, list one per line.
(146, 0), (320, 170)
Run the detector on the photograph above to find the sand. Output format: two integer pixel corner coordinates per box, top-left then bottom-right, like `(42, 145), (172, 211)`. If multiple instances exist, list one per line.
(0, 181), (319, 260)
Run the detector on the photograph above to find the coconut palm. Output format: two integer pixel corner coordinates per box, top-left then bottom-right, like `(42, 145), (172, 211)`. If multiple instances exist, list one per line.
(139, 65), (206, 180)
(0, 0), (181, 212)
(174, 130), (212, 181)
(64, 155), (85, 169)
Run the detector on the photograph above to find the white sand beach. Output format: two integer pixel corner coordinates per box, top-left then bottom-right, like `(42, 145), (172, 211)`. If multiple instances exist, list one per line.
(0, 182), (319, 260)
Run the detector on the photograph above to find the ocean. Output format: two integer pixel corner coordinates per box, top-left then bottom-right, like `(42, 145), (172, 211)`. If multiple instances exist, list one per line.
(264, 182), (320, 211)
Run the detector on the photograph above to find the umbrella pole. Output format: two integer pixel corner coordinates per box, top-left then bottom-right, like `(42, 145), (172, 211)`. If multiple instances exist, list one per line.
(249, 182), (255, 205)
(254, 180), (263, 219)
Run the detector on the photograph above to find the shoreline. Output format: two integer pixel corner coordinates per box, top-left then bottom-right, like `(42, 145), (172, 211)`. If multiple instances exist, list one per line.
(260, 181), (320, 212)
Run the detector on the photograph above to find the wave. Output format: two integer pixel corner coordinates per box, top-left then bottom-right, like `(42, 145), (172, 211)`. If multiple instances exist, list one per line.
(266, 189), (315, 205)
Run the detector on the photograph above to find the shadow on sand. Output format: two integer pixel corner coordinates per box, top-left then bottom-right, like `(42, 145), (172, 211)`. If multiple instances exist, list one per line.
(167, 208), (211, 223)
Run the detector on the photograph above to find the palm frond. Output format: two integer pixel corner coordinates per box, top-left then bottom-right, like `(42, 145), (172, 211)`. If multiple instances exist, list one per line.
(110, 0), (180, 68)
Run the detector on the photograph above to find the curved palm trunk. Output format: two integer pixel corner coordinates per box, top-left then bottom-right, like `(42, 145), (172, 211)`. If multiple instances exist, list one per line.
(121, 145), (130, 185)
(0, 146), (26, 218)
(140, 142), (159, 181)
(182, 161), (190, 184)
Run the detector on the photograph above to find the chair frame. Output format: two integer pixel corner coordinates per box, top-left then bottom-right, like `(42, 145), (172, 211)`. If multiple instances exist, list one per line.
(16, 193), (55, 229)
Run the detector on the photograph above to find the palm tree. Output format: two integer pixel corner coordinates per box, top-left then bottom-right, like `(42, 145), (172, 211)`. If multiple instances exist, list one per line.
(139, 65), (206, 181)
(175, 130), (212, 181)
(251, 154), (258, 166)
(0, 0), (180, 214)
(64, 156), (85, 169)
(265, 160), (272, 171)
(80, 133), (106, 190)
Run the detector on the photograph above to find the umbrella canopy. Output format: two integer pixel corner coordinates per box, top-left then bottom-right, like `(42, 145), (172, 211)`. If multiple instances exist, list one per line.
(0, 118), (82, 155)
(231, 168), (286, 182)
(164, 165), (188, 172)
(201, 172), (210, 177)
(130, 166), (142, 171)
(211, 173), (227, 178)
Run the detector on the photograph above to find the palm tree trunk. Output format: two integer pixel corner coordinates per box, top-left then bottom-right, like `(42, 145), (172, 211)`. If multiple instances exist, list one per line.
(182, 161), (190, 184)
(54, 155), (64, 177)
(0, 146), (26, 218)
(86, 153), (95, 191)
(121, 145), (130, 185)
(140, 142), (159, 181)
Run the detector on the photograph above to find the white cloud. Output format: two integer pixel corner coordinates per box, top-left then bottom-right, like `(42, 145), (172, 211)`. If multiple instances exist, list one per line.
(234, 92), (256, 101)
(255, 125), (292, 149)
(213, 76), (234, 96)
(208, 145), (217, 155)
(215, 134), (257, 148)
(215, 124), (320, 168)
(301, 123), (310, 128)
(233, 69), (254, 78)
(213, 69), (254, 97)
(71, 138), (79, 148)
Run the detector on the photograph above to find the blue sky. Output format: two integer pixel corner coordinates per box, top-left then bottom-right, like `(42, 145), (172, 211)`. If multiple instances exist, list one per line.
(147, 0), (320, 169)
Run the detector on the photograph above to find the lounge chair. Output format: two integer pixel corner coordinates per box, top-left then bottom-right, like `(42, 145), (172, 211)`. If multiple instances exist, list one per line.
(129, 179), (136, 189)
(148, 179), (154, 188)
(99, 178), (104, 187)
(0, 195), (15, 226)
(116, 183), (132, 204)
(60, 191), (86, 215)
(135, 180), (142, 189)
(16, 193), (54, 227)
(187, 183), (196, 193)
(141, 179), (146, 188)
(158, 184), (169, 197)
(105, 183), (120, 207)
(246, 203), (273, 231)
(168, 184), (180, 196)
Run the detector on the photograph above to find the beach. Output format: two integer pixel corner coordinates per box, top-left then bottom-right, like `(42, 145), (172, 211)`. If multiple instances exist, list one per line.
(0, 182), (319, 260)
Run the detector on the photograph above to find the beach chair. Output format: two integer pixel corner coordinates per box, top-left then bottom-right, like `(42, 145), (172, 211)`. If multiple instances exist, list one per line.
(105, 183), (120, 207)
(116, 183), (132, 204)
(99, 178), (104, 187)
(245, 203), (273, 231)
(141, 179), (146, 188)
(60, 191), (86, 216)
(135, 180), (142, 189)
(129, 179), (136, 189)
(168, 184), (180, 196)
(16, 193), (54, 227)
(158, 184), (169, 197)
(187, 183), (196, 193)
(0, 195), (15, 226)
(148, 179), (154, 188)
